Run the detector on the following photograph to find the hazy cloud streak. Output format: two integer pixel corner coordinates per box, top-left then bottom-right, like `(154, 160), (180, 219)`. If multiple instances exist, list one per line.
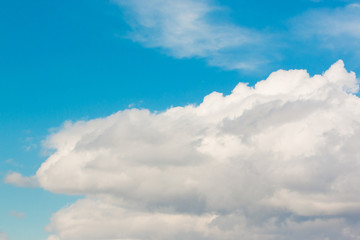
(292, 3), (360, 58)
(115, 0), (267, 70)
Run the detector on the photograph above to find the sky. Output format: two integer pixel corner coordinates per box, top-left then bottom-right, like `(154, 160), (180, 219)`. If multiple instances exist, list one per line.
(1, 0), (360, 239)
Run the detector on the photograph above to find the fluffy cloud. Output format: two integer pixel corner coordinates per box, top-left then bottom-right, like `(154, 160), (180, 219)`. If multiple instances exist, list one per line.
(115, 0), (267, 70)
(10, 61), (360, 239)
(4, 172), (38, 188)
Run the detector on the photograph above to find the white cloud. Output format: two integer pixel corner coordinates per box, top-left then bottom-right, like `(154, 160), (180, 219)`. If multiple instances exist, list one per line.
(115, 0), (267, 70)
(4, 172), (39, 188)
(14, 61), (360, 239)
(45, 198), (217, 240)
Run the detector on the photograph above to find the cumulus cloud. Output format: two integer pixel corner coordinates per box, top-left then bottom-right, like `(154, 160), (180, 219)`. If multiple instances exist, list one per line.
(45, 198), (217, 240)
(4, 172), (39, 188)
(13, 61), (360, 239)
(115, 0), (268, 70)
(293, 4), (360, 54)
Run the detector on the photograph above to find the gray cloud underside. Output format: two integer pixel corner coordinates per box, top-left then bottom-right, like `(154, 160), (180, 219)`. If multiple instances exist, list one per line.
(10, 61), (360, 239)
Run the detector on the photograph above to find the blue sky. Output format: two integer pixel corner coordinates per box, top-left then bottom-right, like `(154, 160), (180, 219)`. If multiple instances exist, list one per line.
(1, 0), (360, 239)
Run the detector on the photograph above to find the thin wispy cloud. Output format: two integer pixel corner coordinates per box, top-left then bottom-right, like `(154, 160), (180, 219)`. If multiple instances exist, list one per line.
(293, 4), (360, 44)
(4, 159), (23, 168)
(115, 0), (268, 70)
(115, 0), (360, 72)
(9, 61), (360, 239)
(9, 211), (25, 220)
(295, 4), (360, 38)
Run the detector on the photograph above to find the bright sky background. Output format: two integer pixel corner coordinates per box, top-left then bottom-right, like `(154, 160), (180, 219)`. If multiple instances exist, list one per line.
(1, 0), (360, 240)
